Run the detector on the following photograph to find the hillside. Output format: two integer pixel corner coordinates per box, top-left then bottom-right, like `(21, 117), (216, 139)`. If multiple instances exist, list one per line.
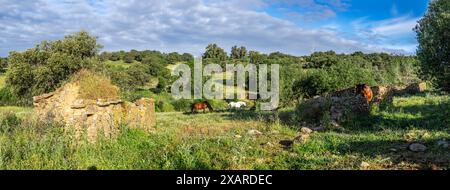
(0, 92), (448, 169)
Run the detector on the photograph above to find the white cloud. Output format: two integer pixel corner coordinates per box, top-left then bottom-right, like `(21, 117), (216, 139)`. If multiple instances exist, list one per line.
(0, 0), (415, 57)
(371, 16), (418, 36)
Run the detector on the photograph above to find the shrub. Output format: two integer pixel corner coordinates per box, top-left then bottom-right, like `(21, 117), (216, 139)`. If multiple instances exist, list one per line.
(172, 99), (194, 112)
(0, 87), (23, 106)
(207, 99), (229, 111)
(156, 101), (175, 112)
(0, 112), (22, 130)
(292, 70), (331, 99)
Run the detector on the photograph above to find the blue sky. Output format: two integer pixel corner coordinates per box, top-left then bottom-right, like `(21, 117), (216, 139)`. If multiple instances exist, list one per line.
(0, 0), (429, 57)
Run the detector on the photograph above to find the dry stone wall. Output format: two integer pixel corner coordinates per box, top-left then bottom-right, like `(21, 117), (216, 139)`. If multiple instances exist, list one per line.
(33, 83), (156, 141)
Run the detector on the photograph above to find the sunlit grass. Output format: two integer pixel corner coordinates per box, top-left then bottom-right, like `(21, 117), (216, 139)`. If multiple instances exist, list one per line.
(0, 74), (5, 89)
(0, 93), (449, 170)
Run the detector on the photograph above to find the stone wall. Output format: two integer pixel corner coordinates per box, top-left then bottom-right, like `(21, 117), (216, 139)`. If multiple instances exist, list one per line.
(372, 82), (427, 103)
(33, 83), (156, 141)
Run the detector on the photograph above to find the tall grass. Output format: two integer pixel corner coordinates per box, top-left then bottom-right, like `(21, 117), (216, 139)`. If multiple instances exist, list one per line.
(70, 69), (120, 100)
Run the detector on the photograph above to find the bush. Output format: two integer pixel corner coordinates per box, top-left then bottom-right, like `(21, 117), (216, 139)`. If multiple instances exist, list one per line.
(0, 87), (25, 106)
(207, 99), (229, 111)
(292, 70), (331, 99)
(156, 101), (175, 112)
(172, 99), (193, 112)
(5, 31), (101, 104)
(0, 112), (22, 130)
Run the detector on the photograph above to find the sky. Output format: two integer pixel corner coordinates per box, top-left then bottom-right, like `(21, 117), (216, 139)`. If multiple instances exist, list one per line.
(0, 0), (429, 57)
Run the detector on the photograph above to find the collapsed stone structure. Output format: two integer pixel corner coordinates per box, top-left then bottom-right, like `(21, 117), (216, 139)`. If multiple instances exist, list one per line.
(298, 82), (427, 127)
(372, 82), (427, 103)
(33, 82), (156, 141)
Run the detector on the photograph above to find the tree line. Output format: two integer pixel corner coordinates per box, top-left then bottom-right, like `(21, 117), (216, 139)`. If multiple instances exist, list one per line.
(0, 0), (448, 108)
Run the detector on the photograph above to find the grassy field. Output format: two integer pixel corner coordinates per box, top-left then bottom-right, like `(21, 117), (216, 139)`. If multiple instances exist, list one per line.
(167, 63), (247, 97)
(0, 93), (449, 170)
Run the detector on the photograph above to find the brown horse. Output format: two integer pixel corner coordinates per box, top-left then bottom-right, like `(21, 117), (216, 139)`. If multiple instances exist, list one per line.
(191, 101), (214, 113)
(356, 84), (373, 103)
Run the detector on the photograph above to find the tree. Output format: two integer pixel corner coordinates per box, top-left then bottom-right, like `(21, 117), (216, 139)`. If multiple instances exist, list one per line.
(415, 0), (450, 91)
(230, 46), (247, 59)
(304, 51), (339, 68)
(181, 53), (193, 62)
(0, 58), (7, 71)
(5, 31), (101, 100)
(166, 52), (182, 64)
(249, 51), (266, 64)
(202, 44), (227, 61)
(107, 52), (120, 61)
(126, 64), (151, 86)
(123, 53), (135, 63)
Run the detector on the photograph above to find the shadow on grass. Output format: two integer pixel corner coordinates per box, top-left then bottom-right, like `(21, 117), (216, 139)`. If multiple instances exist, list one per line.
(222, 109), (299, 127)
(331, 138), (450, 169)
(346, 95), (450, 132)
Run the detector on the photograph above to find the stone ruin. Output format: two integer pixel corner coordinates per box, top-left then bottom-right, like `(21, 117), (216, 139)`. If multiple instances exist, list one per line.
(33, 82), (156, 141)
(299, 82), (427, 128)
(372, 82), (427, 103)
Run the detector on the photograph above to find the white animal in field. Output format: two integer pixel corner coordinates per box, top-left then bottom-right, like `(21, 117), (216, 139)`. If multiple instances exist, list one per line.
(228, 101), (247, 109)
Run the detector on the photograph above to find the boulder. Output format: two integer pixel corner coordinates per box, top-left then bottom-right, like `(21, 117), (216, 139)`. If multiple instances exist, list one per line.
(247, 129), (263, 135)
(408, 143), (427, 152)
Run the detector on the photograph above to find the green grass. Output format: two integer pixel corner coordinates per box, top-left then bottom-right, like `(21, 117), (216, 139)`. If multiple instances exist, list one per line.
(0, 106), (33, 119)
(104, 60), (134, 69)
(0, 93), (449, 170)
(0, 74), (5, 89)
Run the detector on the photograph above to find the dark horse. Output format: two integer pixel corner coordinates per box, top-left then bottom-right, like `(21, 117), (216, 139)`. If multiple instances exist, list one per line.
(191, 101), (214, 113)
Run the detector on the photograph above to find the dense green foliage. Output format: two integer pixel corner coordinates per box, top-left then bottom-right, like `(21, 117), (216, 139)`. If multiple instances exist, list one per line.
(100, 50), (193, 64)
(415, 0), (450, 91)
(230, 46), (248, 59)
(4, 31), (101, 104)
(0, 57), (7, 72)
(203, 43), (228, 61)
(282, 53), (419, 106)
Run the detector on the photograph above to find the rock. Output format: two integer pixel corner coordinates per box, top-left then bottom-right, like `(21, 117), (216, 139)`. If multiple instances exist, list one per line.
(71, 99), (86, 109)
(408, 143), (427, 152)
(406, 82), (427, 93)
(360, 162), (370, 168)
(437, 140), (449, 149)
(311, 125), (326, 132)
(33, 92), (55, 102)
(263, 142), (274, 147)
(294, 134), (310, 143)
(389, 148), (397, 152)
(247, 129), (263, 135)
(300, 127), (313, 134)
(108, 99), (123, 104)
(96, 99), (110, 107)
(279, 140), (294, 148)
(335, 127), (346, 133)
